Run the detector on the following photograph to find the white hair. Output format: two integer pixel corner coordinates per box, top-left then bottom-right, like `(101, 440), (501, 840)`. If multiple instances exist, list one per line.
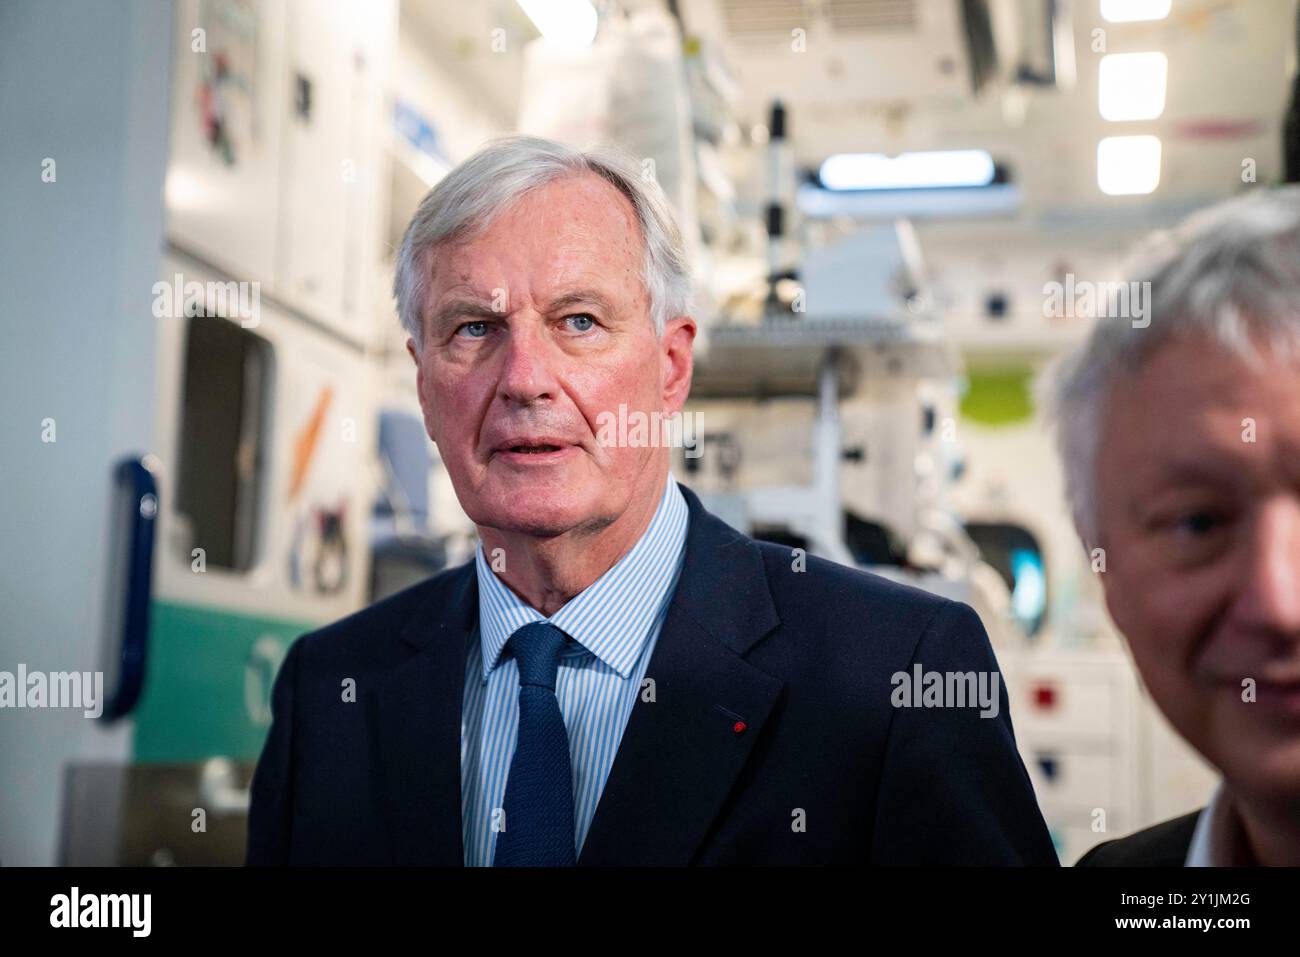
(393, 133), (692, 347)
(1046, 186), (1300, 545)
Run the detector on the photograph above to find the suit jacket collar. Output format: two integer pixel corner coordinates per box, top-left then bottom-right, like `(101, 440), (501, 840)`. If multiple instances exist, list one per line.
(375, 558), (477, 865)
(473, 471), (687, 681)
(375, 481), (785, 865)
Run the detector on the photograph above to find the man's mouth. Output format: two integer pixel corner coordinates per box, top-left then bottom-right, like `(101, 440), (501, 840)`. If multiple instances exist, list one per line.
(491, 438), (576, 463)
(507, 444), (562, 454)
(1207, 664), (1300, 714)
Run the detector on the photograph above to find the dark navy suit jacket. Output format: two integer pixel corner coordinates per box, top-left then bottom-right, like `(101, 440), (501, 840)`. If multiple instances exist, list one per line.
(1075, 811), (1201, 866)
(246, 482), (1058, 865)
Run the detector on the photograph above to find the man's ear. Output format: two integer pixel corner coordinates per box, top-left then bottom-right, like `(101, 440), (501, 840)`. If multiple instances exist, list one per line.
(660, 315), (696, 414)
(406, 337), (437, 443)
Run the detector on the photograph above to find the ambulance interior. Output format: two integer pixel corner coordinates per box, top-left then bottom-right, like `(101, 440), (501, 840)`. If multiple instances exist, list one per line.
(2, 0), (1296, 865)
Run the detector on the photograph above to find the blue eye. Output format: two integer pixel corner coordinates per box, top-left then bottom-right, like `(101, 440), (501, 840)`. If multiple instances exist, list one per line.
(566, 314), (596, 332)
(457, 320), (489, 338)
(1178, 512), (1219, 536)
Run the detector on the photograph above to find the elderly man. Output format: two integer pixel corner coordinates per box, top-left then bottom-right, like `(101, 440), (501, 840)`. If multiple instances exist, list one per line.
(246, 134), (1055, 866)
(1053, 188), (1300, 866)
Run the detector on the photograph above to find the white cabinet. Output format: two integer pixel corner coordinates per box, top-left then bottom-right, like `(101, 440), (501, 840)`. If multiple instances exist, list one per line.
(1000, 649), (1140, 863)
(151, 256), (375, 624)
(278, 0), (394, 339)
(1002, 646), (1217, 864)
(165, 0), (288, 286)
(164, 0), (395, 344)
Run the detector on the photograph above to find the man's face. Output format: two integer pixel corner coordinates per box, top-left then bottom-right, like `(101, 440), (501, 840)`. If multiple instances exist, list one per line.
(407, 172), (694, 539)
(1094, 332), (1300, 800)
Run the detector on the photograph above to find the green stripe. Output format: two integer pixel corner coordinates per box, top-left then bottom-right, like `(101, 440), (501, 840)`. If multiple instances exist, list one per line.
(132, 601), (316, 762)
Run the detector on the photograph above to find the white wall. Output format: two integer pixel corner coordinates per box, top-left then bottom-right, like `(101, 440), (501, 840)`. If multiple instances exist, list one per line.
(0, 0), (173, 865)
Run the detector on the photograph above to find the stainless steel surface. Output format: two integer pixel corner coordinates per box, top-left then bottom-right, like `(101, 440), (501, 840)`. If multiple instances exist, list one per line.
(60, 761), (254, 866)
(694, 317), (958, 398)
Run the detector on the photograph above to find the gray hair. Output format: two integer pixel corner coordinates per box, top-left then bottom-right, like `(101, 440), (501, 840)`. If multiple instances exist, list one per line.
(1047, 186), (1300, 545)
(393, 133), (692, 347)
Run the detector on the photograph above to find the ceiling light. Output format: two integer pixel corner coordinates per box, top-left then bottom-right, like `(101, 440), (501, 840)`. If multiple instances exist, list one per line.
(1097, 135), (1162, 195)
(1100, 0), (1171, 23)
(1099, 52), (1168, 121)
(517, 0), (598, 50)
(819, 150), (996, 191)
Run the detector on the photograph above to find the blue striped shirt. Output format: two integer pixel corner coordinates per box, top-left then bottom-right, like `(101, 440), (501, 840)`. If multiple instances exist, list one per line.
(460, 471), (690, 866)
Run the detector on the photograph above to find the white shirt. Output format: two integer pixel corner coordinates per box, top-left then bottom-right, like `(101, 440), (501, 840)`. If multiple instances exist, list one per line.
(1184, 783), (1222, 866)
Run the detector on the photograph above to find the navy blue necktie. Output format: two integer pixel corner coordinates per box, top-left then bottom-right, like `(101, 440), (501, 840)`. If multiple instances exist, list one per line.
(492, 621), (577, 866)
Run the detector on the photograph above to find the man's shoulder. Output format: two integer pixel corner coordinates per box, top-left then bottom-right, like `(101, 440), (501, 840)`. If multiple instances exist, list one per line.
(290, 560), (474, 666)
(739, 537), (994, 677)
(1074, 810), (1203, 866)
(750, 537), (953, 627)
(680, 483), (956, 640)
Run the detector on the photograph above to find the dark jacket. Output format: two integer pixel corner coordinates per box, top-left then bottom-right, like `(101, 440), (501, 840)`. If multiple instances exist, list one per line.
(1075, 812), (1202, 867)
(247, 482), (1058, 865)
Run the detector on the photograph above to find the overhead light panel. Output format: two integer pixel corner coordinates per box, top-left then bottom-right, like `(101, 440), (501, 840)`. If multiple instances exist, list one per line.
(517, 0), (598, 49)
(1100, 0), (1171, 22)
(1099, 52), (1168, 121)
(819, 150), (997, 191)
(1097, 135), (1162, 195)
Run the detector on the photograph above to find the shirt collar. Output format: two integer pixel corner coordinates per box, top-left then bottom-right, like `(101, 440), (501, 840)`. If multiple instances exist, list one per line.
(474, 471), (688, 682)
(1185, 783), (1221, 866)
(1186, 781), (1254, 866)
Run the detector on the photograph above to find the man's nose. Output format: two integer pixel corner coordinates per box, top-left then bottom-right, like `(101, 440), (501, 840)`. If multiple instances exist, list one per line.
(496, 318), (560, 406)
(1236, 495), (1300, 636)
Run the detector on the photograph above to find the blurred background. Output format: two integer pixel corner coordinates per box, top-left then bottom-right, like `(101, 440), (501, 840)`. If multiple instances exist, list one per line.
(1, 0), (1296, 866)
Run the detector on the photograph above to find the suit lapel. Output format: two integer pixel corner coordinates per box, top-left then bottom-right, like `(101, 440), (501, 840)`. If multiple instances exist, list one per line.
(372, 484), (785, 867)
(578, 484), (785, 865)
(374, 562), (477, 865)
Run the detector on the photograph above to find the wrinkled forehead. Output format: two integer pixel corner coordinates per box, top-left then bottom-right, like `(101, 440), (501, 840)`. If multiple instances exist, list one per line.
(1098, 331), (1300, 482)
(425, 172), (647, 303)
(1111, 326), (1300, 403)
